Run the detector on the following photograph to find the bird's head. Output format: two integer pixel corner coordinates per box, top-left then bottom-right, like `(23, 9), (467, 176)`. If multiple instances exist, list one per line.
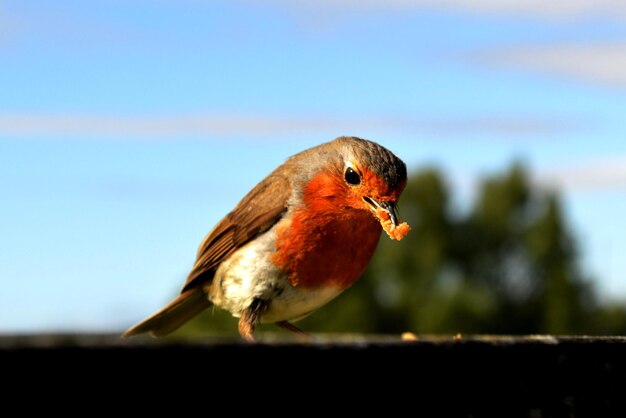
(295, 136), (408, 234)
(334, 136), (407, 227)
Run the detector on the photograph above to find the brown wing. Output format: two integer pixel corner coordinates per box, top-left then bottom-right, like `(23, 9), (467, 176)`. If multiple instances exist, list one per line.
(181, 171), (291, 293)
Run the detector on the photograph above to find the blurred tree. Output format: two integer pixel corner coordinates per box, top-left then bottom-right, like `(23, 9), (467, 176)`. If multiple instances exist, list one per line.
(175, 162), (626, 338)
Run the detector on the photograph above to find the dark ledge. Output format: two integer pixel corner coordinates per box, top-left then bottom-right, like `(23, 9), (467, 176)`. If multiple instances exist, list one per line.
(4, 334), (626, 416)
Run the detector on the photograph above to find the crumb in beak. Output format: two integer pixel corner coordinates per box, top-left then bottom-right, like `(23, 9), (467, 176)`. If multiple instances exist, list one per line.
(375, 206), (411, 240)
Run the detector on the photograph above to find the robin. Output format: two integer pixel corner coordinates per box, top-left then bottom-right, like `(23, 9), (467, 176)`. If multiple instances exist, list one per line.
(123, 136), (410, 341)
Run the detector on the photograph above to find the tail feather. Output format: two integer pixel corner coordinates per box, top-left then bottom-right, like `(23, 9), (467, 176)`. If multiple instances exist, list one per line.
(123, 288), (211, 338)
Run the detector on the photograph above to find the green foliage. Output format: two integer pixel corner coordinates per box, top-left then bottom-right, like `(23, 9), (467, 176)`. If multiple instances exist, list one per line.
(177, 162), (626, 337)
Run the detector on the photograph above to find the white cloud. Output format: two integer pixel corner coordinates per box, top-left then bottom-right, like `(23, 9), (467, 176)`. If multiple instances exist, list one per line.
(266, 0), (626, 20)
(262, 1), (626, 88)
(0, 112), (579, 139)
(0, 113), (309, 137)
(481, 42), (626, 88)
(537, 156), (626, 191)
(431, 0), (626, 19)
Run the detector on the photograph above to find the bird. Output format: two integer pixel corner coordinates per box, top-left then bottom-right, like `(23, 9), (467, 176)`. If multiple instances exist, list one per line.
(123, 136), (410, 341)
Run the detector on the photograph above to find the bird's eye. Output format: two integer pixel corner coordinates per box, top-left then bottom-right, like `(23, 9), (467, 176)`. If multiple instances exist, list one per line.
(344, 167), (361, 186)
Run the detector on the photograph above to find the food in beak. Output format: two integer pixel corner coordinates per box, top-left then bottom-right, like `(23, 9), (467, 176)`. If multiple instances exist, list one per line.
(364, 197), (411, 241)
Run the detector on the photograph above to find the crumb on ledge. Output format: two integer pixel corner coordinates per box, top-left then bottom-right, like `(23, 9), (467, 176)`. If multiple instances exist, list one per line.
(401, 332), (418, 341)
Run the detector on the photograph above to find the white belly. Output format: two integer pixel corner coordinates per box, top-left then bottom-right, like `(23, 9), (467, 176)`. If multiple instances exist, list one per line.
(261, 282), (343, 323)
(208, 228), (344, 323)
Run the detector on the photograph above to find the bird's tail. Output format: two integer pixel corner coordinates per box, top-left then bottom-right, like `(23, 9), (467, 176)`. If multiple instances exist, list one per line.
(122, 288), (212, 338)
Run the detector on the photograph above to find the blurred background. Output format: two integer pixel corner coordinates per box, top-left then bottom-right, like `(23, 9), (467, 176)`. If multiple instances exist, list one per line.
(2, 0), (626, 337)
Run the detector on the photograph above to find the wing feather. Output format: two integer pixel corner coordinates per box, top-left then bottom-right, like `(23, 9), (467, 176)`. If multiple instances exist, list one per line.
(181, 171), (291, 292)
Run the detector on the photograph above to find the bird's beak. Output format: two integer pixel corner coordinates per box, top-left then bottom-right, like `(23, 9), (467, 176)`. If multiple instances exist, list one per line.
(363, 197), (399, 227)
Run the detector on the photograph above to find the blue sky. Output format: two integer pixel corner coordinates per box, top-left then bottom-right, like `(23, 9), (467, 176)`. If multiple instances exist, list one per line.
(1, 0), (626, 332)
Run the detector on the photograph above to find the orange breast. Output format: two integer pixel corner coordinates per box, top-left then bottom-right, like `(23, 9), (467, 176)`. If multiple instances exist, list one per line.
(271, 171), (382, 289)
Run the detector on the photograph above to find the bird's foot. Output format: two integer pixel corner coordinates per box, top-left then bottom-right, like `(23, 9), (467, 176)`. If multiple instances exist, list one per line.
(238, 298), (268, 343)
(276, 321), (312, 342)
